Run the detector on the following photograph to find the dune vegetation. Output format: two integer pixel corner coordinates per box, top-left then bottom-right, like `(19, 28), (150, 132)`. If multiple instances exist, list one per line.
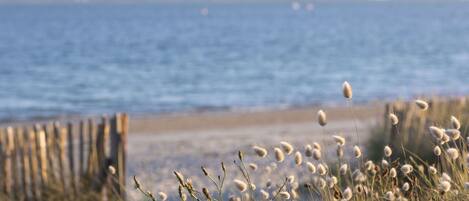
(133, 82), (469, 201)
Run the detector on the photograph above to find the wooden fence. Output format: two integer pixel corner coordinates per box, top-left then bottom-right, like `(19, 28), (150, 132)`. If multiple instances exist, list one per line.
(0, 113), (128, 201)
(383, 97), (469, 158)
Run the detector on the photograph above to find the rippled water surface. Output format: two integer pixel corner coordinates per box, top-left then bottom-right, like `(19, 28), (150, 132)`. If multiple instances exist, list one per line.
(1, 2), (469, 120)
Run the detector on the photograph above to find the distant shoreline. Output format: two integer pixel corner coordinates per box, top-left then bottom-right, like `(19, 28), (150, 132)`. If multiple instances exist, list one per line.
(0, 101), (384, 127)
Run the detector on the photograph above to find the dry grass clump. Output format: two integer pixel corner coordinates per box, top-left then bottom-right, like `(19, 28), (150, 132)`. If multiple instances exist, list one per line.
(369, 96), (469, 163)
(134, 82), (469, 200)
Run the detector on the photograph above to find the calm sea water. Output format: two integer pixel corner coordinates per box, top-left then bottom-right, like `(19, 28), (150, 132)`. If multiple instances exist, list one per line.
(1, 2), (469, 121)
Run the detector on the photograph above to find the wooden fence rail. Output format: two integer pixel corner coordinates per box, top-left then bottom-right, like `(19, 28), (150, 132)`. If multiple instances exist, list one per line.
(0, 113), (128, 201)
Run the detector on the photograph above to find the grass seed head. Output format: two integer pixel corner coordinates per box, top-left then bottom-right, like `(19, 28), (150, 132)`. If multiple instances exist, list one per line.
(429, 126), (444, 140)
(439, 181), (451, 193)
(253, 146), (268, 158)
(307, 162), (316, 173)
(274, 147), (285, 162)
(313, 149), (322, 160)
(434, 146), (442, 156)
(401, 164), (413, 175)
(402, 183), (410, 191)
(352, 170), (366, 183)
(318, 163), (327, 175)
(445, 129), (460, 140)
(279, 191), (290, 199)
(340, 164), (348, 175)
(385, 191), (395, 201)
(305, 144), (313, 157)
(389, 113), (399, 125)
(158, 192), (168, 201)
(429, 166), (437, 174)
(415, 99), (429, 111)
(384, 145), (392, 157)
(318, 110), (327, 126)
(451, 115), (461, 130)
(333, 135), (346, 146)
(260, 189), (269, 200)
(108, 165), (116, 175)
(381, 159), (389, 168)
(294, 151), (303, 165)
(446, 148), (459, 160)
(353, 145), (362, 158)
(280, 141), (294, 155)
(343, 187), (353, 200)
(390, 168), (397, 178)
(233, 179), (247, 192)
(248, 163), (258, 171)
(312, 142), (321, 150)
(343, 81), (353, 99)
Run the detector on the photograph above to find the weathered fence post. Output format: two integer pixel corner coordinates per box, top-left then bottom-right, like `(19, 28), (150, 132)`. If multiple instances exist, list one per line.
(0, 113), (128, 200)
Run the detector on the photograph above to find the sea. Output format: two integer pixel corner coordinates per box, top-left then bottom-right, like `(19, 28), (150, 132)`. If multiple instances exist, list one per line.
(1, 1), (469, 121)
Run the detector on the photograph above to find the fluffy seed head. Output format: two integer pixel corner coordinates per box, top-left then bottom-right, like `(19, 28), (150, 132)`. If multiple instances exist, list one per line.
(439, 181), (451, 192)
(312, 142), (321, 150)
(451, 115), (461, 130)
(352, 170), (366, 183)
(353, 146), (362, 158)
(429, 126), (444, 140)
(441, 173), (452, 182)
(280, 141), (294, 155)
(384, 145), (392, 157)
(440, 134), (450, 144)
(260, 189), (269, 200)
(318, 163), (327, 175)
(233, 179), (247, 192)
(434, 146), (442, 156)
(389, 168), (397, 178)
(312, 149), (322, 160)
(385, 191), (395, 201)
(333, 135), (346, 146)
(342, 81), (353, 99)
(402, 183), (410, 191)
(291, 190), (299, 199)
(389, 113), (399, 125)
(327, 176), (337, 188)
(318, 110), (327, 126)
(364, 160), (374, 171)
(401, 164), (413, 175)
(108, 165), (116, 175)
(316, 177), (326, 189)
(415, 99), (429, 111)
(306, 162), (316, 173)
(294, 151), (302, 165)
(253, 146), (268, 157)
(279, 191), (290, 199)
(248, 163), (258, 171)
(381, 159), (389, 168)
(446, 129), (461, 140)
(305, 144), (313, 157)
(274, 148), (285, 162)
(429, 166), (437, 174)
(339, 164), (348, 175)
(158, 192), (168, 201)
(446, 148), (459, 160)
(343, 187), (353, 200)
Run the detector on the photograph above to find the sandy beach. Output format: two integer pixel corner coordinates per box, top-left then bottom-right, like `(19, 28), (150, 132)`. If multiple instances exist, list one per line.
(126, 103), (384, 199)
